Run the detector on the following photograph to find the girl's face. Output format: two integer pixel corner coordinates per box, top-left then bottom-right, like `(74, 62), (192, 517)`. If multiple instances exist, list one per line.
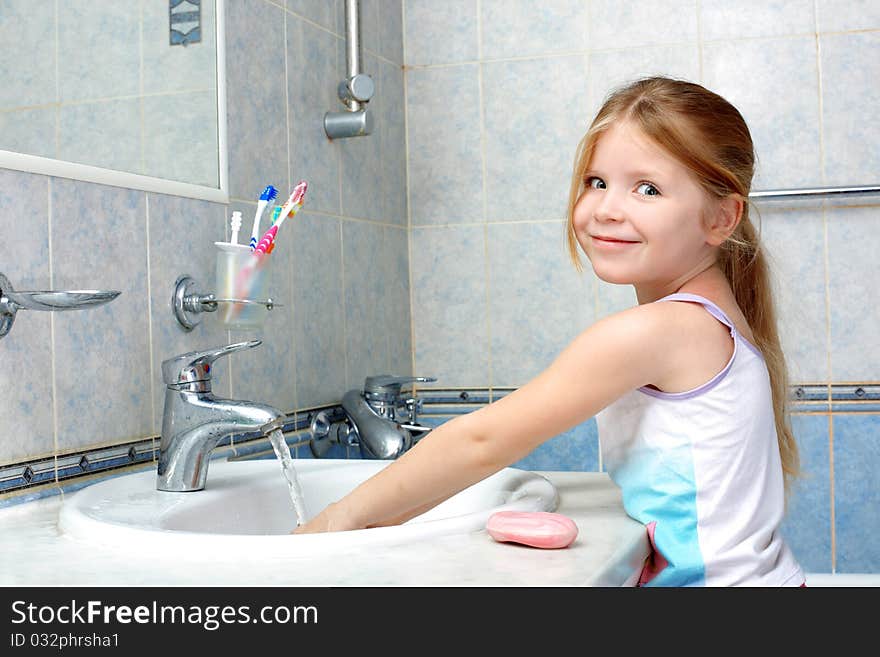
(572, 121), (719, 300)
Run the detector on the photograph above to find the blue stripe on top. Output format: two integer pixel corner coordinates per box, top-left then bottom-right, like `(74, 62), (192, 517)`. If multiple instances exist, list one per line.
(609, 439), (706, 586)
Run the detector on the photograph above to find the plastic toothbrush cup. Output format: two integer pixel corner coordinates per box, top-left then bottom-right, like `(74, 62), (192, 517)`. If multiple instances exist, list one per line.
(214, 242), (272, 329)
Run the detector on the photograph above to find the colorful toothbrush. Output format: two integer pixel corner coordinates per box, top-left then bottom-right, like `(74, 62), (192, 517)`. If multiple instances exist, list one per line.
(274, 180), (308, 229)
(249, 185), (278, 251)
(260, 180), (308, 255)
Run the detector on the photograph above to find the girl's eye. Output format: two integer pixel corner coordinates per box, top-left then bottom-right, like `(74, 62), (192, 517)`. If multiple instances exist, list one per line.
(636, 182), (660, 196)
(586, 176), (606, 189)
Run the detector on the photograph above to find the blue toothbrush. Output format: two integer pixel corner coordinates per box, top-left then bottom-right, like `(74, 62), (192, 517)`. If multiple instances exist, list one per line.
(249, 185), (278, 251)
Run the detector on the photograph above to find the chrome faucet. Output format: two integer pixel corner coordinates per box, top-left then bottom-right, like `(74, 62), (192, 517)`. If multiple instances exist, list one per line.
(310, 375), (436, 460)
(157, 340), (286, 492)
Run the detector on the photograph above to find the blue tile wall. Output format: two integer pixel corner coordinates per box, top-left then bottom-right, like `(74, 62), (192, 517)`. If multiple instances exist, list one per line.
(487, 222), (594, 386)
(406, 65), (484, 226)
(833, 414), (880, 572)
(51, 179), (153, 452)
(480, 0), (588, 60)
(226, 0), (288, 201)
(827, 205), (880, 381)
(782, 414), (833, 573)
(404, 0), (478, 66)
(512, 419), (600, 473)
(286, 12), (340, 215)
(0, 171), (53, 464)
(418, 413), (598, 474)
(481, 55), (589, 221)
(410, 225), (489, 386)
(820, 32), (880, 187)
(0, 0), (56, 109)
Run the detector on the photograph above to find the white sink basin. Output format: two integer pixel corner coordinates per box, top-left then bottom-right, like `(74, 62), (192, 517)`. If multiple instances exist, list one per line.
(59, 458), (558, 555)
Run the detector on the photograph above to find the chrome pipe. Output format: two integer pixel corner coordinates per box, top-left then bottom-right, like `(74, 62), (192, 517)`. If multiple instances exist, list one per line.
(749, 185), (880, 200)
(324, 0), (374, 139)
(344, 0), (361, 112)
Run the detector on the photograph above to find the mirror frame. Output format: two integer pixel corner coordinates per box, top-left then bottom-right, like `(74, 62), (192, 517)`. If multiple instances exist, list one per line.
(0, 0), (228, 203)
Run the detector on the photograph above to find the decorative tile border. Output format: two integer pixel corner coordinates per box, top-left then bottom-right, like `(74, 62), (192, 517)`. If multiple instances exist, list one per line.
(827, 384), (880, 412)
(418, 384), (880, 413)
(0, 406), (331, 497)
(1, 385), (878, 500)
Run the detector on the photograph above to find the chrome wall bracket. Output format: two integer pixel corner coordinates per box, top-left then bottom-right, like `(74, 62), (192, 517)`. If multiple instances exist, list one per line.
(0, 271), (120, 340)
(171, 274), (279, 331)
(324, 0), (374, 139)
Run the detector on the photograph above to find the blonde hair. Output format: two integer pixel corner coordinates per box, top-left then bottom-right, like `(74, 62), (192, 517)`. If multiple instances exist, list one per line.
(566, 76), (800, 499)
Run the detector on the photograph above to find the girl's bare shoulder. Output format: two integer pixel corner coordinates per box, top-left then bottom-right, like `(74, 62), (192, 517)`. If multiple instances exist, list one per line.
(615, 298), (738, 393)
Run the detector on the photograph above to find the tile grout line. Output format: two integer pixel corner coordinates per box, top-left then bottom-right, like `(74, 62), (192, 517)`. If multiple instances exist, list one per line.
(283, 6), (292, 194)
(341, 222), (349, 391)
(695, 0), (704, 82)
(282, 5), (299, 422)
(335, 4), (348, 393)
(814, 3), (836, 573)
(267, 0), (402, 68)
(828, 413), (836, 573)
(47, 178), (60, 488)
(139, 0), (145, 175)
(53, 0), (60, 156)
(476, 0), (494, 401)
(224, 204), (880, 225)
(402, 0), (418, 385)
(404, 27), (880, 70)
(144, 193), (156, 458)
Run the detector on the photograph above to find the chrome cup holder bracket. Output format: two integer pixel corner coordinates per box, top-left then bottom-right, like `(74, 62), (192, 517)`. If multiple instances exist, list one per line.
(172, 274), (280, 332)
(0, 271), (121, 340)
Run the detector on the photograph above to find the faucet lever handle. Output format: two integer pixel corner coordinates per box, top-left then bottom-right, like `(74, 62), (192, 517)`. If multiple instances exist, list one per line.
(161, 340), (261, 386)
(363, 375), (437, 399)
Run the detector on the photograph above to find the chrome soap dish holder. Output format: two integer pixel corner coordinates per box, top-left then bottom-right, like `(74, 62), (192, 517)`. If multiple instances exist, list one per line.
(0, 271), (121, 340)
(171, 274), (281, 331)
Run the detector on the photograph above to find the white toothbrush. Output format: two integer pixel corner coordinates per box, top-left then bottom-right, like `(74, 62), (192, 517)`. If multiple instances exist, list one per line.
(229, 211), (242, 245)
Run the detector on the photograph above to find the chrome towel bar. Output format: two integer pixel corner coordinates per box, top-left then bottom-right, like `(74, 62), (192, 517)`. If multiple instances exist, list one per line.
(750, 184), (880, 200)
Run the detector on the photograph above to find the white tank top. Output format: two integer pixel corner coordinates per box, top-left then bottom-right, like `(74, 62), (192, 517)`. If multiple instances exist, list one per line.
(596, 293), (804, 586)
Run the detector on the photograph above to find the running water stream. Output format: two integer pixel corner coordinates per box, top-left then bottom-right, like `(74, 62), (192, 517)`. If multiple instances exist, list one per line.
(267, 429), (308, 527)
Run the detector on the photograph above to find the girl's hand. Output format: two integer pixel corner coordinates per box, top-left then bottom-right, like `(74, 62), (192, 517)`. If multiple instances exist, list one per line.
(290, 502), (361, 534)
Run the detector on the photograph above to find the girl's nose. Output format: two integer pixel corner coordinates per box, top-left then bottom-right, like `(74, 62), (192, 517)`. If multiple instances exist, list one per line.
(592, 189), (625, 223)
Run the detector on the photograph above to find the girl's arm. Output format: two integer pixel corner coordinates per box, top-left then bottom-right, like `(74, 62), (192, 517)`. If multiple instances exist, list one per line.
(294, 301), (683, 534)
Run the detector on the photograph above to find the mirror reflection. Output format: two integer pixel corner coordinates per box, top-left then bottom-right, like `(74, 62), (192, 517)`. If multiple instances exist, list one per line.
(0, 0), (219, 189)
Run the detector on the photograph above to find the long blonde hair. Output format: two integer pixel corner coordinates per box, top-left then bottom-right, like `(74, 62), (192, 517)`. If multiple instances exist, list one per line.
(566, 76), (800, 499)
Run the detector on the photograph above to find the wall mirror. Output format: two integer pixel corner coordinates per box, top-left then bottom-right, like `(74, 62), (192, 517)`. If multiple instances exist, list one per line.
(0, 0), (227, 202)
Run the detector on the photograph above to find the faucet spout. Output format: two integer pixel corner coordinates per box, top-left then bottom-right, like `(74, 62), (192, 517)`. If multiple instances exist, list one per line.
(157, 341), (287, 492)
(157, 389), (284, 492)
(342, 389), (411, 459)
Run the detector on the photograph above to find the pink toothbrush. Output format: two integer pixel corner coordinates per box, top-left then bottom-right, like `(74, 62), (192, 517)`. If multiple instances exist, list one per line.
(254, 180), (308, 256)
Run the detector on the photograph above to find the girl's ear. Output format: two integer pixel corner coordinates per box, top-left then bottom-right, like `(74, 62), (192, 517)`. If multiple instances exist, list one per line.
(706, 196), (743, 246)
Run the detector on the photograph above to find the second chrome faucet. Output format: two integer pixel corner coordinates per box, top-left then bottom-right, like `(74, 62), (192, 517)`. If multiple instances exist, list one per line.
(310, 375), (436, 460)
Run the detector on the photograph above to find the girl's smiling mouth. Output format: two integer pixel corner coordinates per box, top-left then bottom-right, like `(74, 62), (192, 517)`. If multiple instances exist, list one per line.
(591, 234), (641, 247)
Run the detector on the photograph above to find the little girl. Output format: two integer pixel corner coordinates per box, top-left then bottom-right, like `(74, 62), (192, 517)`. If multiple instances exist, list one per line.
(296, 76), (806, 587)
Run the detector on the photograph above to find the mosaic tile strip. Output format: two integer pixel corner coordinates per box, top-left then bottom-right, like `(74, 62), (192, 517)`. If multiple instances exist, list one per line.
(0, 438), (155, 493)
(416, 389), (493, 405)
(230, 429), (313, 461)
(0, 408), (323, 497)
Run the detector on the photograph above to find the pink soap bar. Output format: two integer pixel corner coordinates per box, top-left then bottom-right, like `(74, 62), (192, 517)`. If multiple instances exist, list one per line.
(486, 511), (578, 549)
